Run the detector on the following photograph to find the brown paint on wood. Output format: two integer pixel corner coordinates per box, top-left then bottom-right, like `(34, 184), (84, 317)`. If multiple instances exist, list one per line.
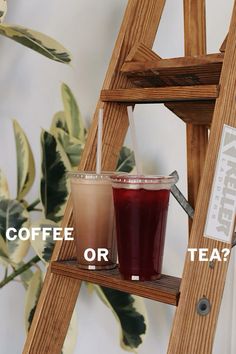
(51, 261), (181, 306)
(168, 1), (236, 353)
(101, 85), (219, 103)
(23, 1), (166, 353)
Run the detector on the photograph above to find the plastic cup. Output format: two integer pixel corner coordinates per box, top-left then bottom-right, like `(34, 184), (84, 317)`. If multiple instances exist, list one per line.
(111, 174), (177, 281)
(69, 172), (117, 270)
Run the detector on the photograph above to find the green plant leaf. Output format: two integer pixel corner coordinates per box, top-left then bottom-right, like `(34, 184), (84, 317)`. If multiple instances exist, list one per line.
(55, 128), (84, 168)
(0, 234), (11, 266)
(24, 269), (42, 332)
(116, 147), (135, 173)
(93, 285), (147, 351)
(20, 269), (34, 289)
(13, 120), (35, 200)
(0, 169), (9, 200)
(0, 24), (71, 63)
(50, 111), (69, 135)
(30, 219), (57, 264)
(40, 130), (71, 222)
(61, 83), (86, 141)
(0, 199), (30, 263)
(16, 262), (34, 289)
(62, 308), (78, 354)
(0, 0), (7, 23)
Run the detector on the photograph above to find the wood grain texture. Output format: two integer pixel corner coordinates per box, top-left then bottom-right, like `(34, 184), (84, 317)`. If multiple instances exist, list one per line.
(166, 101), (214, 125)
(186, 124), (208, 208)
(184, 0), (209, 231)
(122, 53), (223, 87)
(51, 261), (181, 306)
(168, 1), (236, 353)
(101, 85), (219, 103)
(23, 1), (166, 353)
(122, 44), (217, 124)
(23, 271), (81, 354)
(220, 34), (228, 52)
(183, 0), (206, 56)
(125, 42), (161, 62)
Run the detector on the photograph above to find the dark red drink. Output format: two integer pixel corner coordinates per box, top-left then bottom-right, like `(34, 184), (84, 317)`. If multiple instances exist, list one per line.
(111, 175), (176, 281)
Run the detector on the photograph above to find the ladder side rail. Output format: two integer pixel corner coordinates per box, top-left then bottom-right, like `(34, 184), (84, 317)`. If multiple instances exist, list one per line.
(168, 1), (236, 352)
(23, 1), (166, 353)
(184, 0), (209, 233)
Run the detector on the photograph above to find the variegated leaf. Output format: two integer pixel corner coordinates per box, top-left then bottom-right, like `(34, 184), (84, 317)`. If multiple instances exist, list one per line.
(61, 83), (86, 141)
(0, 0), (7, 23)
(30, 219), (57, 264)
(24, 269), (42, 332)
(0, 234), (10, 266)
(50, 111), (69, 135)
(92, 285), (147, 351)
(13, 120), (35, 200)
(0, 24), (71, 63)
(0, 169), (9, 200)
(0, 199), (30, 263)
(41, 130), (71, 222)
(116, 147), (135, 173)
(17, 262), (34, 289)
(62, 308), (78, 354)
(55, 128), (84, 168)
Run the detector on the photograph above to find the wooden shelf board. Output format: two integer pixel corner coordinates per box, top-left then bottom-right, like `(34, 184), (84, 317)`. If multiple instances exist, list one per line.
(101, 85), (219, 104)
(51, 261), (181, 306)
(121, 53), (223, 87)
(165, 100), (215, 125)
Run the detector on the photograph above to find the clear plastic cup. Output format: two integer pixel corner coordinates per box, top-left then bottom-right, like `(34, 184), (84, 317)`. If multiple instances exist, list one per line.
(111, 174), (177, 281)
(69, 172), (117, 270)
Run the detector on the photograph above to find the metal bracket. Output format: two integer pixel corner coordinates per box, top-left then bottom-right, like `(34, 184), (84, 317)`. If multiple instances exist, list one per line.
(169, 170), (236, 247)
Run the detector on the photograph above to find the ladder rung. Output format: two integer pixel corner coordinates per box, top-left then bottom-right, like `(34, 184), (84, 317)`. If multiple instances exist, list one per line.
(122, 53), (223, 87)
(101, 85), (219, 104)
(51, 261), (181, 306)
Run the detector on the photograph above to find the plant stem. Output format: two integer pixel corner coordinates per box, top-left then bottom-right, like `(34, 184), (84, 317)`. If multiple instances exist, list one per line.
(0, 255), (40, 289)
(27, 198), (40, 212)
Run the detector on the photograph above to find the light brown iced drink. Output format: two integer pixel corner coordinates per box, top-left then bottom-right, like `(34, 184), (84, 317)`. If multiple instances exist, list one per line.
(69, 172), (117, 270)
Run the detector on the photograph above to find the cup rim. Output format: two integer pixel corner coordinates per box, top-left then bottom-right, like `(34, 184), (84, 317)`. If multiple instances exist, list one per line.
(68, 171), (116, 181)
(110, 174), (177, 185)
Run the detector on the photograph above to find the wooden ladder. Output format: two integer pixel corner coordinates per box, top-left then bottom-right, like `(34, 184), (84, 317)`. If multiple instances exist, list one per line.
(23, 1), (236, 353)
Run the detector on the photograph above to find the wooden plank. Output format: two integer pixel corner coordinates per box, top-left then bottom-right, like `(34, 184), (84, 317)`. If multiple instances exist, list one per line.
(51, 261), (181, 306)
(122, 43), (216, 125)
(122, 53), (223, 87)
(168, 1), (236, 353)
(125, 42), (161, 62)
(23, 271), (81, 354)
(166, 101), (214, 125)
(186, 124), (208, 210)
(101, 85), (219, 103)
(23, 1), (166, 353)
(184, 0), (206, 55)
(123, 53), (224, 71)
(220, 34), (228, 52)
(183, 0), (209, 233)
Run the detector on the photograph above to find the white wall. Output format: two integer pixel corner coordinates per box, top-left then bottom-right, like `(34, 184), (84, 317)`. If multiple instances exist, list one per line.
(0, 0), (235, 353)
